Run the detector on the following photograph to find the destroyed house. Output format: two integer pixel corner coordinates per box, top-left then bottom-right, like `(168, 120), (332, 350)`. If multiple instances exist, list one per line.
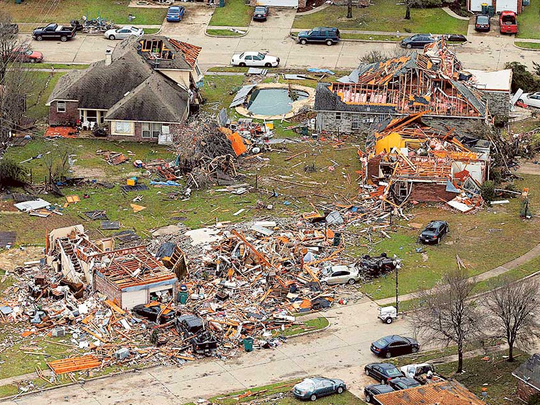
(47, 226), (178, 309)
(362, 112), (489, 204)
(315, 41), (487, 134)
(513, 354), (540, 402)
(47, 35), (203, 145)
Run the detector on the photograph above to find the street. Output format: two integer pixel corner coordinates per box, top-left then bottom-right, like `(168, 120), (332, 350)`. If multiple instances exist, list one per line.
(20, 7), (538, 72)
(1, 298), (413, 404)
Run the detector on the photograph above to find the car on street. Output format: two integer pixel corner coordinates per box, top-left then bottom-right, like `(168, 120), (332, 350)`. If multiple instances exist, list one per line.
(364, 363), (404, 384)
(370, 335), (420, 358)
(364, 384), (395, 403)
(3, 47), (43, 63)
(231, 51), (279, 67)
(442, 33), (467, 42)
(388, 377), (422, 390)
(253, 6), (269, 21)
(104, 25), (144, 40)
(418, 220), (449, 244)
(297, 27), (340, 46)
(166, 6), (185, 22)
(320, 265), (361, 285)
(400, 34), (435, 48)
(519, 92), (540, 109)
(33, 23), (76, 42)
(475, 14), (491, 32)
(292, 377), (346, 401)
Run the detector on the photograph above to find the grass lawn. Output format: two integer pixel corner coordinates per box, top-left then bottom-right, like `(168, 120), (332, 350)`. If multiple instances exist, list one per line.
(27, 71), (65, 121)
(206, 28), (245, 36)
(209, 379), (364, 405)
(28, 63), (90, 70)
(292, 2), (469, 35)
(273, 317), (329, 337)
(2, 0), (166, 25)
(208, 0), (253, 27)
(515, 41), (540, 49)
(437, 349), (526, 404)
(517, 0), (540, 39)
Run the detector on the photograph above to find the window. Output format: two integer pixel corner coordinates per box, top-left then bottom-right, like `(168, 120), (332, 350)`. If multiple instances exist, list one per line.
(351, 116), (360, 130)
(245, 55), (252, 61)
(335, 112), (342, 120)
(113, 121), (133, 135)
(57, 101), (66, 113)
(194, 63), (201, 77)
(142, 123), (162, 138)
(86, 110), (97, 123)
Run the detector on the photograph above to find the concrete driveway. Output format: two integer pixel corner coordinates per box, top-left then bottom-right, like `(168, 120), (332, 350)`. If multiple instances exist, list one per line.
(2, 298), (415, 405)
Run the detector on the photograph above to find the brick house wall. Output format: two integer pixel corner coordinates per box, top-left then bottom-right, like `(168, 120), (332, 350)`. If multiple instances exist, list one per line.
(93, 271), (122, 304)
(411, 183), (457, 202)
(49, 100), (79, 126)
(517, 379), (540, 402)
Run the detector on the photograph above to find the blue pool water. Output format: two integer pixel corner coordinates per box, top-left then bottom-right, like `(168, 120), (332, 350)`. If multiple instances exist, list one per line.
(247, 88), (308, 116)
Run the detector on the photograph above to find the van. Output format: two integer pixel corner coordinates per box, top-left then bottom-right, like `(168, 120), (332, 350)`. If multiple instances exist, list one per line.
(297, 27), (340, 46)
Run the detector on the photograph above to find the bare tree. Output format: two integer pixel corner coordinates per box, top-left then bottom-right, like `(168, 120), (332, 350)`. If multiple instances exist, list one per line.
(486, 277), (540, 362)
(412, 268), (482, 373)
(347, 0), (353, 18)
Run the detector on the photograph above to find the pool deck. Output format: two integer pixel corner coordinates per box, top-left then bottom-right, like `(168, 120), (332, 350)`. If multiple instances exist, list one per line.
(235, 83), (316, 120)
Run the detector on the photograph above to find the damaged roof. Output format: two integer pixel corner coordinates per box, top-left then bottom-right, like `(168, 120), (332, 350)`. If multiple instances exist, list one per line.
(513, 354), (540, 390)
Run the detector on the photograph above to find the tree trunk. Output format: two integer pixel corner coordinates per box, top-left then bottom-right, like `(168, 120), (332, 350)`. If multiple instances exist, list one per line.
(347, 0), (353, 18)
(508, 343), (514, 362)
(405, 4), (411, 20)
(457, 348), (463, 373)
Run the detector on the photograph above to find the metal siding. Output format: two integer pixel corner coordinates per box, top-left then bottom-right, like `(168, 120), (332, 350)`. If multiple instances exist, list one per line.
(496, 0), (518, 12)
(121, 289), (147, 309)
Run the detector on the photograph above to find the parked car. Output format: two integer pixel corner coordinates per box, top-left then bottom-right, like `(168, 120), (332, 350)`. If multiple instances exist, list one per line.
(442, 33), (467, 42)
(292, 377), (346, 401)
(253, 6), (269, 21)
(400, 363), (435, 380)
(400, 34), (435, 49)
(104, 26), (144, 40)
(364, 384), (394, 403)
(320, 265), (360, 285)
(231, 51), (279, 67)
(500, 10), (517, 34)
(32, 23), (76, 42)
(370, 335), (420, 358)
(0, 23), (18, 36)
(297, 27), (340, 46)
(418, 220), (449, 244)
(519, 92), (540, 108)
(360, 253), (400, 278)
(475, 14), (491, 32)
(132, 302), (175, 324)
(166, 6), (185, 22)
(388, 377), (422, 390)
(364, 363), (404, 384)
(3, 47), (43, 63)
(176, 314), (204, 334)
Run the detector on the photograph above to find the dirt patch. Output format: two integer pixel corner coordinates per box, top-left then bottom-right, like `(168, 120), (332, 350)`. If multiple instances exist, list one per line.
(71, 165), (108, 180)
(0, 246), (43, 272)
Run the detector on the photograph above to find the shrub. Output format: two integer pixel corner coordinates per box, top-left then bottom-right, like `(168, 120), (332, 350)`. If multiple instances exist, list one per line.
(409, 0), (442, 8)
(0, 159), (27, 188)
(481, 180), (495, 203)
(505, 61), (540, 93)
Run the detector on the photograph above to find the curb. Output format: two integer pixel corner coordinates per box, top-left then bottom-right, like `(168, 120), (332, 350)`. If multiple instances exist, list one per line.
(513, 43), (540, 51)
(205, 28), (248, 38)
(285, 320), (331, 339)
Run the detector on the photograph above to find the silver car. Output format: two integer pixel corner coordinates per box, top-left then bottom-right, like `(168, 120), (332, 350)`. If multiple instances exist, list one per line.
(320, 265), (361, 285)
(104, 26), (144, 40)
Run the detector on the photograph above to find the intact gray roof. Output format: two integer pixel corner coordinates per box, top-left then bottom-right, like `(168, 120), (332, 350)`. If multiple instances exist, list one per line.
(104, 73), (188, 123)
(513, 354), (540, 390)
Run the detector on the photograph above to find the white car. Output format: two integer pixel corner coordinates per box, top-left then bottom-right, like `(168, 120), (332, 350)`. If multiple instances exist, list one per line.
(320, 265), (361, 285)
(104, 26), (144, 40)
(400, 363), (435, 379)
(231, 52), (279, 67)
(519, 92), (540, 109)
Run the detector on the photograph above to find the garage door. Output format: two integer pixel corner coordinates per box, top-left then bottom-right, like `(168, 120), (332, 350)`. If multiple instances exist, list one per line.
(121, 290), (147, 310)
(257, 0), (298, 7)
(469, 0), (485, 12)
(496, 0), (517, 12)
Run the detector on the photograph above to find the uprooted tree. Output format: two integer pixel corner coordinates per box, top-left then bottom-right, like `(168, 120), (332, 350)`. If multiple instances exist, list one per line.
(411, 268), (482, 373)
(486, 277), (540, 362)
(0, 11), (52, 156)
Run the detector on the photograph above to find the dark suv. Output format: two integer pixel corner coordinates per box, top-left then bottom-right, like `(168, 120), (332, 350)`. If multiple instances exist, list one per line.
(297, 27), (340, 46)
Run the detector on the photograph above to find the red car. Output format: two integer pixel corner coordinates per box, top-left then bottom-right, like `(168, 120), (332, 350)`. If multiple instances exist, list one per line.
(500, 10), (518, 34)
(5, 47), (44, 63)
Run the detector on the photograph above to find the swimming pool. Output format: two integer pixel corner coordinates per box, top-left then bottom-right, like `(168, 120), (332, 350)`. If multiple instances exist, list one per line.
(247, 88), (309, 116)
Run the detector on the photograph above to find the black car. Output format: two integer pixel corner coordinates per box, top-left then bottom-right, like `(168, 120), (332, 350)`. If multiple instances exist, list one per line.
(442, 33), (467, 42)
(388, 377), (422, 390)
(32, 23), (76, 42)
(132, 302), (175, 324)
(360, 253), (400, 278)
(297, 27), (340, 46)
(364, 363), (404, 385)
(418, 220), (449, 244)
(475, 14), (491, 32)
(364, 384), (394, 403)
(400, 34), (435, 49)
(371, 335), (420, 358)
(292, 377), (346, 401)
(253, 6), (269, 21)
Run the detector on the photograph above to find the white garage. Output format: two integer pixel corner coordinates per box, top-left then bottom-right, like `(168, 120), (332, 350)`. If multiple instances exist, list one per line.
(255, 0), (298, 7)
(468, 0), (520, 13)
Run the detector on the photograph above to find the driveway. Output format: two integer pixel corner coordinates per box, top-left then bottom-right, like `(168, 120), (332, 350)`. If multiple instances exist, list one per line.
(1, 298), (415, 404)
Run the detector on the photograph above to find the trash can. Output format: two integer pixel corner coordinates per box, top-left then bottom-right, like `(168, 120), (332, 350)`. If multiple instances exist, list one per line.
(481, 2), (488, 13)
(487, 5), (495, 16)
(15, 0), (22, 4)
(219, 0), (225, 7)
(243, 337), (254, 352)
(523, 0), (530, 5)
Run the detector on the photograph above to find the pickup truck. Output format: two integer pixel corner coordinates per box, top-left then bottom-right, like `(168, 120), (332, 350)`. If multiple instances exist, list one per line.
(33, 23), (76, 42)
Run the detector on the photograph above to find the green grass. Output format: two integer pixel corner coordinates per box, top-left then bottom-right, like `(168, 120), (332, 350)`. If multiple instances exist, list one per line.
(273, 317), (329, 337)
(209, 0), (253, 27)
(26, 63), (90, 70)
(515, 41), (540, 49)
(3, 0), (167, 25)
(473, 254), (540, 294)
(210, 379), (364, 405)
(201, 74), (246, 110)
(437, 349), (525, 404)
(0, 385), (18, 398)
(206, 28), (245, 37)
(517, 0), (540, 39)
(27, 71), (65, 121)
(292, 2), (469, 34)
(341, 33), (401, 41)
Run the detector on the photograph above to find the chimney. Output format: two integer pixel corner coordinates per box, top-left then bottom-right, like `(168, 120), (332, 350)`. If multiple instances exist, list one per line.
(105, 49), (113, 66)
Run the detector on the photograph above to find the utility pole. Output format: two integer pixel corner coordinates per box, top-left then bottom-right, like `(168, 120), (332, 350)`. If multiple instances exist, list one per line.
(395, 264), (399, 313)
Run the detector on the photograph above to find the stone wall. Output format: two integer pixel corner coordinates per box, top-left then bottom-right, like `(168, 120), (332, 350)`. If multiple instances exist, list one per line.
(482, 91), (511, 118)
(49, 100), (79, 126)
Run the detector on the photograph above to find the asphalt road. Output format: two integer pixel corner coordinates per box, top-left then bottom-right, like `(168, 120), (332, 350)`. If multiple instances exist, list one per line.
(20, 7), (538, 73)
